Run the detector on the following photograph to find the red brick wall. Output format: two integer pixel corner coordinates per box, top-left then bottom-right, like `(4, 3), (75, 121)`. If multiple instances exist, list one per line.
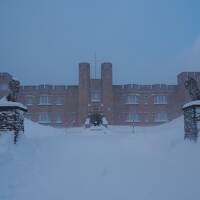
(113, 84), (179, 126)
(101, 63), (114, 124)
(78, 63), (90, 125)
(19, 85), (78, 127)
(1, 67), (200, 128)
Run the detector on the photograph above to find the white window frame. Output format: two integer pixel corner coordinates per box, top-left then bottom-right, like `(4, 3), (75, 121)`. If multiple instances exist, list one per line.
(154, 112), (168, 122)
(39, 95), (51, 105)
(38, 112), (51, 123)
(126, 94), (140, 104)
(126, 112), (140, 122)
(55, 96), (64, 105)
(26, 95), (34, 106)
(154, 95), (167, 104)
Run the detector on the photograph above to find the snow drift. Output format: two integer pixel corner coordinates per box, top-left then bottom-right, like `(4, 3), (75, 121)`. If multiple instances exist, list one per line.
(0, 117), (200, 200)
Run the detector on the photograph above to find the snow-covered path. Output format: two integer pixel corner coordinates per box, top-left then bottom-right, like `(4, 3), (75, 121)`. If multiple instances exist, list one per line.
(1, 118), (200, 200)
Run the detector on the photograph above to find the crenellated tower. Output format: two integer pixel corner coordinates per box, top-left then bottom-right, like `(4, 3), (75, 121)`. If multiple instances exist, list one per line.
(78, 63), (90, 125)
(101, 63), (114, 124)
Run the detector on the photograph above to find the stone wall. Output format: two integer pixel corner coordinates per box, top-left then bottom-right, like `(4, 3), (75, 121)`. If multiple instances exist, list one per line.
(0, 110), (24, 132)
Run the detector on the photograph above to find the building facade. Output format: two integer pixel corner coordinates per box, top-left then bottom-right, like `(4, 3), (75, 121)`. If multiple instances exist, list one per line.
(0, 63), (200, 127)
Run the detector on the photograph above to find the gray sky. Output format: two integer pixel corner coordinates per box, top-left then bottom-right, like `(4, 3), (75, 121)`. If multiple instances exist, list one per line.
(0, 0), (200, 85)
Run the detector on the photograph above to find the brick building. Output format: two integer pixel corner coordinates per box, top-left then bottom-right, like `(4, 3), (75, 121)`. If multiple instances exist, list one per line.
(0, 63), (200, 127)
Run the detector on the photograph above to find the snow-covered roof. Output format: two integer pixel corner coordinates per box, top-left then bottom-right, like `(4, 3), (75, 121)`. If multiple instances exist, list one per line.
(183, 100), (200, 109)
(0, 96), (27, 111)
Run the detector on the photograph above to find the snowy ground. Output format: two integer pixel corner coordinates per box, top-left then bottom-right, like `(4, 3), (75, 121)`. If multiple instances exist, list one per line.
(0, 117), (200, 200)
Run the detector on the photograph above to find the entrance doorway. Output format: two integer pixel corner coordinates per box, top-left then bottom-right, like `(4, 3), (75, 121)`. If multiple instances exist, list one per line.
(89, 113), (103, 126)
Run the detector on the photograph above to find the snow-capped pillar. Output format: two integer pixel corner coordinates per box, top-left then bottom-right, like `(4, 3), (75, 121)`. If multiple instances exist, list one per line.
(0, 97), (27, 143)
(183, 101), (200, 141)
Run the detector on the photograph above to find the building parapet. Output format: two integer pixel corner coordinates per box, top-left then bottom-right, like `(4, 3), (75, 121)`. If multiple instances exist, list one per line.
(114, 84), (178, 91)
(20, 85), (76, 91)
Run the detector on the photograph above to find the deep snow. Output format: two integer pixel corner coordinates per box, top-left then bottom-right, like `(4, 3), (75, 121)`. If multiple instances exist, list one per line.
(0, 117), (200, 200)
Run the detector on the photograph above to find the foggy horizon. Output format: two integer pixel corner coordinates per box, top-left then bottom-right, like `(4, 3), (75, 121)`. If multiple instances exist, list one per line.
(1, 0), (200, 85)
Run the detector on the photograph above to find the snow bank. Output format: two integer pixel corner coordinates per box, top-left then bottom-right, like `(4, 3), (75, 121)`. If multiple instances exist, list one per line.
(0, 116), (200, 200)
(24, 119), (64, 138)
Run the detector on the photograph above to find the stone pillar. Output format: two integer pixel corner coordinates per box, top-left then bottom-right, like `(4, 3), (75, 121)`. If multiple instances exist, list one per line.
(0, 101), (27, 144)
(183, 102), (200, 141)
(78, 63), (90, 125)
(101, 63), (113, 124)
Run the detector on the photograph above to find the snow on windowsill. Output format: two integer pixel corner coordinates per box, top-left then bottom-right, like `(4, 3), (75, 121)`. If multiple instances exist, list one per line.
(154, 119), (168, 122)
(55, 121), (63, 124)
(38, 121), (51, 123)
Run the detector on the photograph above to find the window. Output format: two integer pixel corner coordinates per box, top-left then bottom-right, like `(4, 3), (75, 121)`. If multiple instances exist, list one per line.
(154, 112), (168, 122)
(38, 112), (51, 123)
(144, 96), (148, 104)
(126, 112), (140, 122)
(55, 96), (64, 105)
(144, 113), (150, 123)
(55, 112), (62, 123)
(26, 95), (34, 105)
(39, 95), (51, 105)
(154, 95), (167, 104)
(91, 90), (101, 102)
(126, 95), (139, 104)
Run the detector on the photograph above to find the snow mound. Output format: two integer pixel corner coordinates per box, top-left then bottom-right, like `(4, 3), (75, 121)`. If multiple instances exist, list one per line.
(1, 116), (200, 200)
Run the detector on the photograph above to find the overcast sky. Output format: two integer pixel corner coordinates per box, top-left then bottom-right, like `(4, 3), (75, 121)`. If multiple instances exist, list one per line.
(0, 0), (200, 85)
